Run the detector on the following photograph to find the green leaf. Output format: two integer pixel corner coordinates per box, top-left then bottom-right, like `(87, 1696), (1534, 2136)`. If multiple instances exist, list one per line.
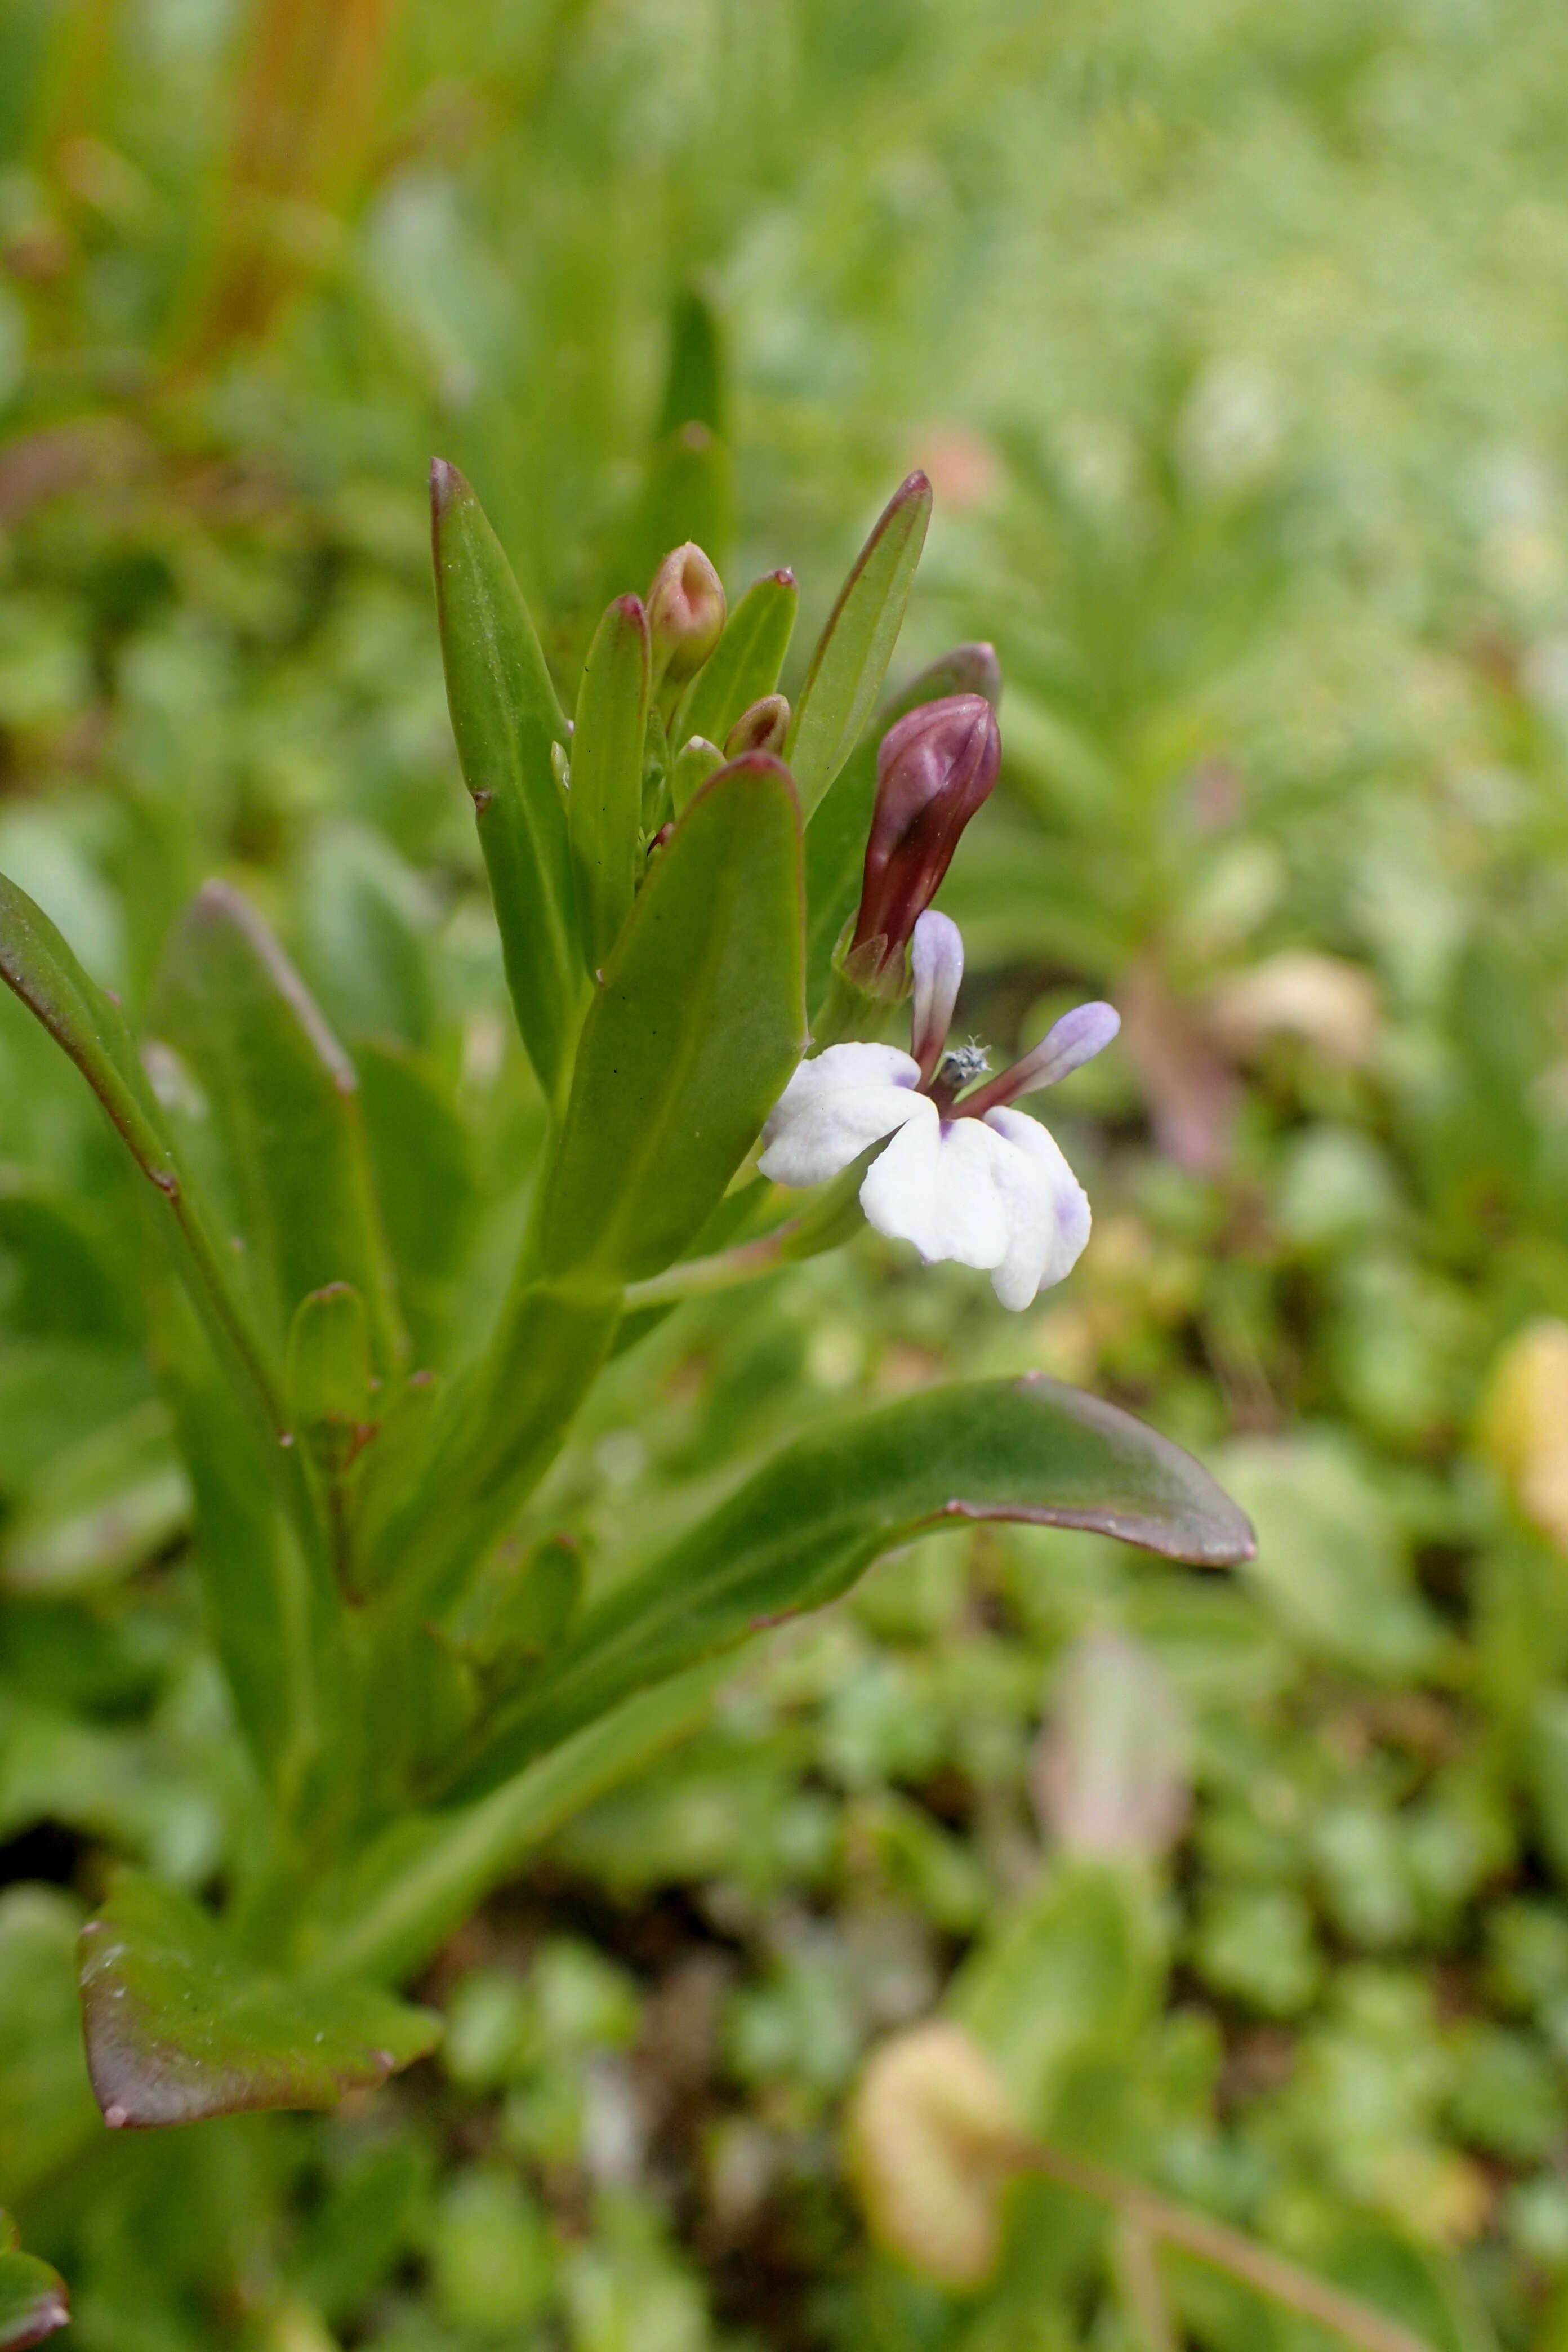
(152, 881), (406, 1380)
(670, 734), (723, 818)
(0, 869), (289, 1448)
(658, 283), (727, 439)
(450, 1376), (1255, 1797)
(286, 1284), (373, 1482)
(531, 751), (806, 1285)
(351, 1038), (478, 1360)
(570, 595), (652, 972)
(355, 1279), (622, 1622)
(672, 570), (799, 754)
(0, 2216), (68, 2351)
(785, 471), (932, 819)
(78, 1875), (440, 2128)
(430, 460), (582, 1112)
(804, 642), (1003, 1013)
(0, 1399), (189, 1594)
(152, 1271), (346, 1804)
(309, 1660), (733, 1988)
(631, 422), (735, 587)
(0, 1888), (100, 2203)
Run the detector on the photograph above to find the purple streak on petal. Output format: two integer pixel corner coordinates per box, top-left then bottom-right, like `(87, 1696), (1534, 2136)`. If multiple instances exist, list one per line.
(910, 910), (964, 1085)
(960, 1000), (1120, 1115)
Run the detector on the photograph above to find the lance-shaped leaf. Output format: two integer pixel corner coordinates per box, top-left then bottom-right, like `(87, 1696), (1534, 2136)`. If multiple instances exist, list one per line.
(659, 283), (727, 440)
(154, 1271), (346, 1804)
(631, 421), (736, 587)
(670, 734), (724, 817)
(0, 871), (287, 1442)
(786, 472), (932, 819)
(78, 1876), (439, 2127)
(449, 1375), (1255, 1797)
(152, 883), (405, 1378)
(531, 751), (806, 1285)
(0, 2217), (68, 2350)
(309, 1659), (732, 1990)
(673, 569), (799, 753)
(805, 643), (1003, 1012)
(431, 460), (582, 1111)
(362, 1277), (622, 1623)
(571, 595), (651, 972)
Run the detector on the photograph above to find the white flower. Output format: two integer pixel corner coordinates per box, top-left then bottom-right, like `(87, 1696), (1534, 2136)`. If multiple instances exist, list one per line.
(759, 913), (1119, 1310)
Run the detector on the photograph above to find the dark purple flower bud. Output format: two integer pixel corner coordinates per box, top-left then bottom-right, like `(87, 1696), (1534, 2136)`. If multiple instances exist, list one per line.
(647, 541), (726, 688)
(849, 694), (1000, 970)
(724, 693), (790, 758)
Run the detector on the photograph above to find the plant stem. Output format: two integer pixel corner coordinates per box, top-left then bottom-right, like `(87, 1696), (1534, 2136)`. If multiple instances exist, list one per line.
(623, 1228), (790, 1308)
(1023, 2140), (1436, 2352)
(307, 1659), (728, 1987)
(1113, 2217), (1178, 2352)
(625, 1162), (868, 1309)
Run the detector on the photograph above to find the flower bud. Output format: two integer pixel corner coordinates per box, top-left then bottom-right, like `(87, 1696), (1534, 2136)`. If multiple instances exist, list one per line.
(724, 693), (789, 759)
(646, 541), (726, 690)
(850, 694), (1000, 972)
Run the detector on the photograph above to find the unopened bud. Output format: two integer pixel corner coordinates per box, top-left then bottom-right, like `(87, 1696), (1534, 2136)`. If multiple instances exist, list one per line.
(850, 694), (999, 973)
(724, 693), (789, 759)
(647, 542), (726, 690)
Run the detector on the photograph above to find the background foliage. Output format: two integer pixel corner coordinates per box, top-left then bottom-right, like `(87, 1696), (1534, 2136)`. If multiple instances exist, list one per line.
(6, 0), (1568, 2345)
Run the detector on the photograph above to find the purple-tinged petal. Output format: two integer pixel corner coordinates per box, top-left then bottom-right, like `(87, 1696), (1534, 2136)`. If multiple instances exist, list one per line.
(981, 1107), (1091, 1307)
(910, 911), (964, 1085)
(961, 1000), (1120, 1116)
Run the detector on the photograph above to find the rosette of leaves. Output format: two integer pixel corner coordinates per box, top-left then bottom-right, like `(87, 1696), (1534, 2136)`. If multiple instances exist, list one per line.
(0, 461), (1251, 2136)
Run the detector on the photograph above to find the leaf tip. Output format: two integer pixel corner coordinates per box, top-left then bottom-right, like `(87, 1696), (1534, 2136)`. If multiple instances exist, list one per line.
(429, 455), (467, 516)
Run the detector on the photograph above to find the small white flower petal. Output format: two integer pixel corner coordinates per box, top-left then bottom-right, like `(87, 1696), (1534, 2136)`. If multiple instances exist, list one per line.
(910, 910), (964, 1083)
(759, 1043), (924, 1187)
(981, 1106), (1092, 1309)
(860, 1107), (1010, 1272)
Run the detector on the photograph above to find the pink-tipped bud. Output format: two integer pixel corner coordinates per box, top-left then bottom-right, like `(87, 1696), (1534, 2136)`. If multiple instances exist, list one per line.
(647, 541), (726, 687)
(850, 694), (999, 970)
(724, 693), (790, 759)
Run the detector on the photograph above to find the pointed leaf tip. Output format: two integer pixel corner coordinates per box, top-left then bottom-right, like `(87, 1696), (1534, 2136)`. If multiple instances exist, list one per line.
(78, 1876), (440, 2127)
(429, 456), (465, 514)
(0, 2215), (70, 2350)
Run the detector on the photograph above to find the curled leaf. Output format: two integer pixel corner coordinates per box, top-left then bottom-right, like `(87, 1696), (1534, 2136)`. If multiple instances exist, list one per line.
(847, 2021), (1029, 2288)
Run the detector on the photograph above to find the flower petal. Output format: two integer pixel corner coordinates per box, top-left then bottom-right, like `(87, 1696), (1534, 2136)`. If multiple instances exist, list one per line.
(961, 1000), (1120, 1116)
(910, 910), (964, 1084)
(981, 1106), (1092, 1308)
(759, 1043), (923, 1187)
(860, 1107), (1010, 1271)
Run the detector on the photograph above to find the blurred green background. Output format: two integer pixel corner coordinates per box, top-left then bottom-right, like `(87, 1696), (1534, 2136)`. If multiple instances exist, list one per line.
(9, 1), (1568, 2345)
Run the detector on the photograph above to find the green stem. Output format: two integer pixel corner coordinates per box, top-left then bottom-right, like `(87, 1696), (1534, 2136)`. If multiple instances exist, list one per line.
(308, 1660), (728, 1988)
(1023, 2139), (1437, 2352)
(624, 1161), (869, 1309)
(622, 1228), (791, 1309)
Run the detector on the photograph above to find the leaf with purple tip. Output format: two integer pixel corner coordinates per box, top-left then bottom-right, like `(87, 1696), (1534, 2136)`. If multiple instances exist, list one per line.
(449, 1374), (1254, 1797)
(0, 2217), (68, 2350)
(78, 1876), (439, 2128)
